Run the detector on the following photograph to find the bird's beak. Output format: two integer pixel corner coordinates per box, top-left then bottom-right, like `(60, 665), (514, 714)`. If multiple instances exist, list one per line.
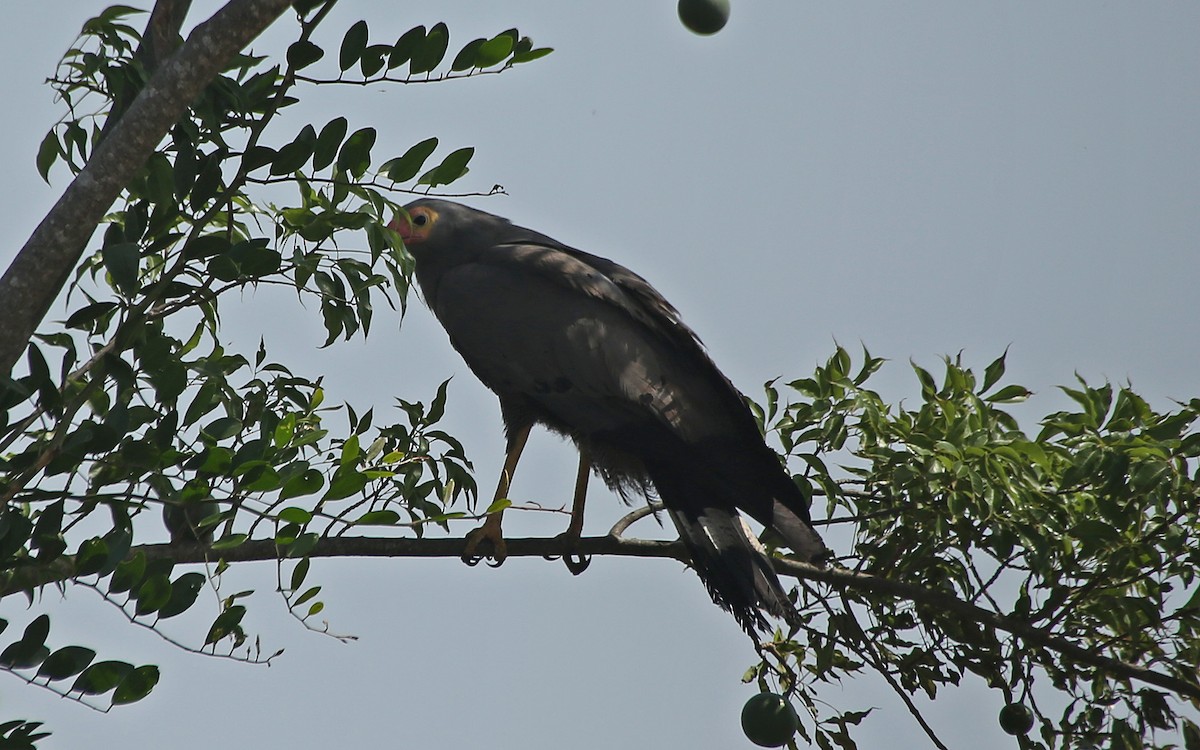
(388, 215), (413, 242)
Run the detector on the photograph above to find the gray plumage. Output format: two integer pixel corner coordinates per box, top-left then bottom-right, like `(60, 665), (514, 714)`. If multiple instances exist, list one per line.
(390, 199), (827, 633)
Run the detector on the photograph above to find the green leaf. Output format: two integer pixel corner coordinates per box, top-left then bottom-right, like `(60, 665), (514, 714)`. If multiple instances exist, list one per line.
(288, 532), (320, 558)
(190, 153), (225, 208)
(270, 125), (316, 175)
(102, 242), (141, 296)
(274, 413), (297, 446)
(229, 238), (280, 278)
(242, 145), (277, 172)
(36, 130), (60, 183)
(290, 558), (311, 591)
(323, 466), (368, 500)
(985, 384), (1032, 404)
(111, 665), (159, 705)
(340, 434), (361, 466)
(337, 127), (377, 178)
(389, 25), (425, 69)
(1182, 719), (1200, 750)
(37, 646), (96, 681)
(33, 500), (64, 550)
(183, 234), (231, 260)
(278, 507), (312, 525)
(202, 416), (243, 441)
(241, 466), (281, 492)
(409, 22), (449, 74)
(484, 498), (512, 515)
(418, 147), (474, 187)
(158, 572), (207, 619)
(279, 468), (325, 500)
(211, 533), (248, 551)
(355, 510), (400, 525)
(205, 605), (246, 645)
(72, 660), (133, 695)
(360, 43), (390, 77)
(313, 117), (349, 171)
(475, 35), (515, 68)
(109, 553), (147, 594)
(511, 47), (553, 64)
(451, 38), (485, 72)
(287, 40), (324, 70)
(144, 153), (175, 206)
(64, 301), (118, 331)
(309, 118), (348, 172)
(74, 537), (110, 576)
(0, 615), (51, 669)
(339, 20), (369, 71)
(293, 585), (321, 606)
(981, 349), (1008, 393)
(0, 642), (49, 670)
(134, 574), (173, 615)
(382, 137), (438, 183)
(98, 528), (132, 577)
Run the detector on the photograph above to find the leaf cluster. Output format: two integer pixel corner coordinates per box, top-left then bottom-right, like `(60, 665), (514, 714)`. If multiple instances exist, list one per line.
(3, 3), (554, 737)
(745, 347), (1200, 750)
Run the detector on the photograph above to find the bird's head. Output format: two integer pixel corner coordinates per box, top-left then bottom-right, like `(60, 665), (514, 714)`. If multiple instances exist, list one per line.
(388, 199), (515, 263)
(389, 201), (440, 249)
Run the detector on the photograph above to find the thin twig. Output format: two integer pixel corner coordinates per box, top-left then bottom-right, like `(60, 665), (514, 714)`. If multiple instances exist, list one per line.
(75, 580), (280, 664)
(835, 591), (951, 750)
(609, 502), (664, 538)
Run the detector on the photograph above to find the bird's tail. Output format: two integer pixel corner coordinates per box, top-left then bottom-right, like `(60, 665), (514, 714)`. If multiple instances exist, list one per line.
(649, 463), (800, 634)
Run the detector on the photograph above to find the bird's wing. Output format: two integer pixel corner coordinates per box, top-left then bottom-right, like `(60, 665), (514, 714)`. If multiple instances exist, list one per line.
(430, 250), (735, 443)
(493, 241), (705, 355)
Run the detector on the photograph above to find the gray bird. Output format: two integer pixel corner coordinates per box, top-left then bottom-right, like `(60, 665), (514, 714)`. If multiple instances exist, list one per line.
(389, 199), (827, 633)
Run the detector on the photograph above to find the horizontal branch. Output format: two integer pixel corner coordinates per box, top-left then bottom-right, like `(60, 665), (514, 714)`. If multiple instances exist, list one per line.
(4, 530), (1197, 704)
(136, 533), (687, 566)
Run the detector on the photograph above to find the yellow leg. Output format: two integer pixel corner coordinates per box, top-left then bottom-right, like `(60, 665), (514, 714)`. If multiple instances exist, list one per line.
(556, 449), (592, 575)
(462, 424), (531, 567)
(567, 449), (590, 538)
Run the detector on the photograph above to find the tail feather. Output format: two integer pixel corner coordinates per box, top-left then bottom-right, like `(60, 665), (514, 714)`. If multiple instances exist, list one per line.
(692, 438), (830, 564)
(651, 463), (800, 634)
(764, 499), (830, 564)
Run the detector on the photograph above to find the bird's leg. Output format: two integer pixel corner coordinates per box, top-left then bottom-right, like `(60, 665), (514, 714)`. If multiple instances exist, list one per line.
(463, 424), (530, 567)
(545, 449), (592, 575)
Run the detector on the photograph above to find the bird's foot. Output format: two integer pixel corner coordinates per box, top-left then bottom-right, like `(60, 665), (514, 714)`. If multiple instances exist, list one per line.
(543, 531), (590, 575)
(462, 519), (507, 568)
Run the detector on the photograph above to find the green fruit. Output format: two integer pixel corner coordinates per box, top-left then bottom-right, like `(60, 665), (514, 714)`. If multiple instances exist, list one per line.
(741, 692), (799, 748)
(678, 0), (731, 35)
(998, 703), (1035, 736)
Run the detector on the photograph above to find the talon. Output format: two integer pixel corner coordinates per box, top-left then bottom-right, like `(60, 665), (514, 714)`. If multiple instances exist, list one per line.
(462, 519), (508, 567)
(551, 531), (589, 576)
(564, 553), (591, 575)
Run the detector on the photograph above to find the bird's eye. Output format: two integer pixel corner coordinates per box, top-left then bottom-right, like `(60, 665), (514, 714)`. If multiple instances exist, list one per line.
(412, 212), (429, 227)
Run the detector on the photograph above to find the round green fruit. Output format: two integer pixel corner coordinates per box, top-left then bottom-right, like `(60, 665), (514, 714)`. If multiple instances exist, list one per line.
(741, 692), (799, 748)
(998, 703), (1035, 736)
(678, 0), (731, 35)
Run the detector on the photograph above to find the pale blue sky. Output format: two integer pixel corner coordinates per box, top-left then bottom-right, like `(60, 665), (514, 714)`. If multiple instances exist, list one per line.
(2, 2), (1198, 748)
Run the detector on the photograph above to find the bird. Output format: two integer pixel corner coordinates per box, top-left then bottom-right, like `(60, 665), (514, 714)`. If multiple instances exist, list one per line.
(388, 199), (828, 633)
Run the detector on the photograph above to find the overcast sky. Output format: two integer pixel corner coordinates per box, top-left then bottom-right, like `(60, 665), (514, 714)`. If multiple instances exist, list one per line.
(2, 1), (1198, 748)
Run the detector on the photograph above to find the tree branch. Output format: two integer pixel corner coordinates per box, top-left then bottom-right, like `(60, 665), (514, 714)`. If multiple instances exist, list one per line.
(0, 0), (294, 376)
(4, 526), (1197, 704)
(773, 558), (1200, 703)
